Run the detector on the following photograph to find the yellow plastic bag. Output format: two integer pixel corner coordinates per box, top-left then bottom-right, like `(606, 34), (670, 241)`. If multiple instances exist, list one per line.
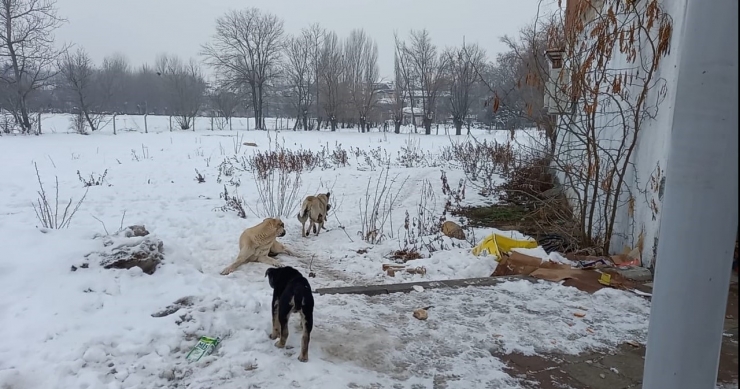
(472, 233), (538, 261)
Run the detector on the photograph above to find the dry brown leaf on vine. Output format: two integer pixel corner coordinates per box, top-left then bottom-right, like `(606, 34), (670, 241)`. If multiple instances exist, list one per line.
(492, 94), (501, 113)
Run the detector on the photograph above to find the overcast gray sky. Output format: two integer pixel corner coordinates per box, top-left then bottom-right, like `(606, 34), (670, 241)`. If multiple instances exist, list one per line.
(55, 0), (546, 80)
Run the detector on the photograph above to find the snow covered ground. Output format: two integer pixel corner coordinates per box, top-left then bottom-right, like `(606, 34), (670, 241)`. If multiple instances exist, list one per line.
(0, 115), (654, 389)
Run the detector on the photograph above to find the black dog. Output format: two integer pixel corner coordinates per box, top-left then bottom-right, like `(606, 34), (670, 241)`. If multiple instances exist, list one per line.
(265, 266), (314, 362)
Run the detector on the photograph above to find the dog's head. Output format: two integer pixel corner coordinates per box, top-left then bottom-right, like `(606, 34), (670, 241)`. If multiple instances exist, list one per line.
(265, 267), (277, 288)
(320, 192), (331, 212)
(263, 217), (286, 237)
(264, 265), (295, 289)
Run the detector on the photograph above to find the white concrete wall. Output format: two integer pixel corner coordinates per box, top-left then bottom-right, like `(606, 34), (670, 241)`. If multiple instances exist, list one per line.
(554, 0), (688, 267)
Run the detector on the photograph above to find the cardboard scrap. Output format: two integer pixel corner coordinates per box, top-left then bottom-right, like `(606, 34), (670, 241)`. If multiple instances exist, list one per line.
(491, 251), (571, 277)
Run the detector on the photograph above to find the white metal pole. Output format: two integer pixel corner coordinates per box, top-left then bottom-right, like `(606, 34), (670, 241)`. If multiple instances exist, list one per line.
(642, 0), (738, 387)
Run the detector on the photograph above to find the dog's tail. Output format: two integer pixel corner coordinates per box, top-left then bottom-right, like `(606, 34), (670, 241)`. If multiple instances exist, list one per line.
(292, 283), (314, 311)
(297, 202), (310, 221)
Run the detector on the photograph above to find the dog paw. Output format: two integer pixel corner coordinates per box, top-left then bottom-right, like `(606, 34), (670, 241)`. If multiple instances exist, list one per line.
(269, 332), (278, 340)
(274, 341), (286, 348)
(298, 355), (308, 363)
(220, 268), (233, 276)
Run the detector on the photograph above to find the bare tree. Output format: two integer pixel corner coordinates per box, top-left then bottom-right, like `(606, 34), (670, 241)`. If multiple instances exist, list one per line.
(0, 0), (66, 134)
(343, 29), (380, 133)
(390, 51), (407, 134)
(305, 23), (324, 130)
(393, 32), (416, 132)
(318, 31), (344, 132)
(445, 42), (486, 135)
(403, 29), (448, 135)
(202, 8), (284, 130)
(99, 53), (130, 113)
(283, 31), (313, 130)
(211, 86), (240, 130)
(155, 54), (206, 130)
(57, 47), (102, 133)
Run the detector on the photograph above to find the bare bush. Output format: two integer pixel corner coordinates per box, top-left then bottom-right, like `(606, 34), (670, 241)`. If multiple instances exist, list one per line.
(246, 168), (303, 219)
(77, 169), (108, 187)
(400, 179), (450, 256)
(443, 139), (515, 195)
(358, 168), (408, 244)
(215, 185), (246, 219)
(194, 169), (206, 183)
(440, 170), (466, 216)
(32, 163), (88, 229)
(396, 137), (435, 168)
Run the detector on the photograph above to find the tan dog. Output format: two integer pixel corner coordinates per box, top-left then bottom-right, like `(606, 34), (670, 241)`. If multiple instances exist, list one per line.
(220, 218), (298, 275)
(297, 192), (331, 237)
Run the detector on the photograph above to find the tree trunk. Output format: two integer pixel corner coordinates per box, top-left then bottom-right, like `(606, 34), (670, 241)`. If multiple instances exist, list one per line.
(394, 119), (402, 134)
(453, 118), (463, 136)
(250, 83), (260, 129)
(330, 117), (337, 132)
(423, 117), (432, 135)
(83, 110), (97, 132)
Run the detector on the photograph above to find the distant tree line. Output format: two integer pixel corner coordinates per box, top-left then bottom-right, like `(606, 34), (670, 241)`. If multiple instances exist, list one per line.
(0, 0), (547, 135)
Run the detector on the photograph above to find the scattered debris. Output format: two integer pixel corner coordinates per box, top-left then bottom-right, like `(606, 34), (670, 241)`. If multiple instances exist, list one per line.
(472, 232), (538, 258)
(242, 142), (258, 147)
(390, 248), (423, 262)
(382, 263), (427, 277)
(186, 336), (221, 362)
(574, 312), (586, 318)
(412, 306), (433, 320)
(152, 297), (195, 318)
(412, 285), (425, 293)
(441, 220), (466, 240)
(625, 340), (641, 347)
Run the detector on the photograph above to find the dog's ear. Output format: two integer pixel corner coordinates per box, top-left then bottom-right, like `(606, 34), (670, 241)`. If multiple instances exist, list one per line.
(325, 192), (331, 199)
(326, 203), (331, 211)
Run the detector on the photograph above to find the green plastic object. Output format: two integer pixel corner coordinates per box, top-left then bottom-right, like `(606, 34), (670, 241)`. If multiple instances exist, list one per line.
(186, 336), (220, 362)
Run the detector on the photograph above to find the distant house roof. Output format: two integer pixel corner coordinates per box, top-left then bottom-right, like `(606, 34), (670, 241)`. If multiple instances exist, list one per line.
(402, 107), (424, 115)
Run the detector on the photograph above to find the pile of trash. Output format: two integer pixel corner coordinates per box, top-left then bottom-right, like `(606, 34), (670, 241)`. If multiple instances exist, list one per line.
(472, 232), (648, 294)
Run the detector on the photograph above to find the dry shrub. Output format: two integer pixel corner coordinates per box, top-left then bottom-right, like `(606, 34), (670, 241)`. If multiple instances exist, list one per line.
(390, 248), (423, 263)
(358, 167), (408, 244)
(443, 139), (516, 195)
(33, 163), (88, 229)
(215, 185), (246, 219)
(246, 168), (303, 219)
(496, 156), (554, 204)
(248, 148), (324, 180)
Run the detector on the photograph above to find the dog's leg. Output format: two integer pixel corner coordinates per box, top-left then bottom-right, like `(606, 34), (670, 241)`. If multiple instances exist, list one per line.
(315, 217), (324, 236)
(300, 216), (308, 237)
(270, 241), (301, 258)
(256, 255), (281, 266)
(220, 246), (255, 275)
(275, 303), (291, 348)
(298, 310), (313, 362)
(269, 300), (280, 340)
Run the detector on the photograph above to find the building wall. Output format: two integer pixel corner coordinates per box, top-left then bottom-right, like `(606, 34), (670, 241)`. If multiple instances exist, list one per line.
(554, 0), (688, 267)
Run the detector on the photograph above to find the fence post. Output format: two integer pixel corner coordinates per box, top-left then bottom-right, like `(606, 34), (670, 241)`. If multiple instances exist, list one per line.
(169, 116), (172, 132)
(113, 114), (117, 135)
(37, 112), (41, 135)
(144, 114), (148, 134)
(211, 116), (214, 131)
